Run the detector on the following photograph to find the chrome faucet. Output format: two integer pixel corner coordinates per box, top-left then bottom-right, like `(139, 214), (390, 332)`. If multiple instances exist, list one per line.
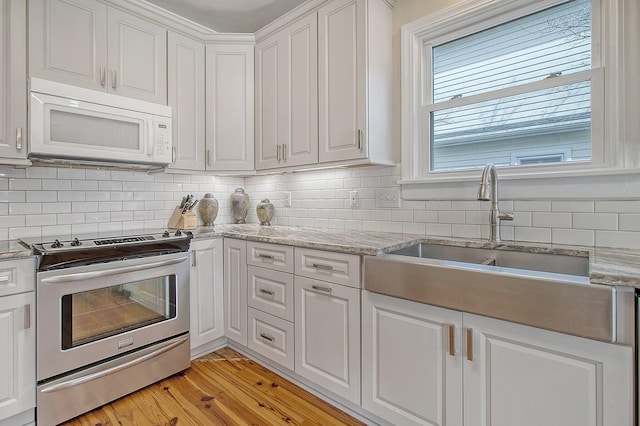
(477, 163), (514, 242)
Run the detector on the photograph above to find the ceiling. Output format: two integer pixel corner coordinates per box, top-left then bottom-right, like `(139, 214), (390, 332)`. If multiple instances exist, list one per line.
(142, 0), (308, 33)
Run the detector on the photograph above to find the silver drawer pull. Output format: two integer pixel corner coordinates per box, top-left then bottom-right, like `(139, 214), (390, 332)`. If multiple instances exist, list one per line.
(258, 254), (275, 260)
(259, 288), (275, 296)
(311, 263), (333, 271)
(311, 284), (332, 293)
(259, 333), (274, 342)
(24, 304), (31, 329)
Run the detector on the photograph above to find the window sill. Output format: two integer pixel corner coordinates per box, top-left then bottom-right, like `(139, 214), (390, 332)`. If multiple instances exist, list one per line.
(400, 167), (640, 200)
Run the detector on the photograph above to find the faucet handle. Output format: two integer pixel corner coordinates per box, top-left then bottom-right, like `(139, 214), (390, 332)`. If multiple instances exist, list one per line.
(498, 212), (514, 221)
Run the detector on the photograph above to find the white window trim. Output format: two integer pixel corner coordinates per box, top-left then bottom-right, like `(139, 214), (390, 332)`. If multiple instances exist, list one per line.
(400, 0), (638, 200)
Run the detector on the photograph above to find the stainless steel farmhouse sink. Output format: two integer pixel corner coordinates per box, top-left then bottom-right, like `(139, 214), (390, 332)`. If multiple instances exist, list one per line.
(364, 243), (621, 342)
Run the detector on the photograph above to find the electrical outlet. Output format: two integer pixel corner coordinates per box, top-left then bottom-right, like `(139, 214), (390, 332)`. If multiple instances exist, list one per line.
(349, 190), (358, 207)
(376, 188), (401, 208)
(284, 191), (292, 207)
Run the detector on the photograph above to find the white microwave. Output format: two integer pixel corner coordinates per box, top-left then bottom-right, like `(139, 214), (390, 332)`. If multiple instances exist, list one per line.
(29, 78), (172, 166)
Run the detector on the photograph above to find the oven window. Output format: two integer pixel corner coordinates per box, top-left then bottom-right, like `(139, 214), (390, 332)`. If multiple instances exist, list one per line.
(61, 275), (177, 349)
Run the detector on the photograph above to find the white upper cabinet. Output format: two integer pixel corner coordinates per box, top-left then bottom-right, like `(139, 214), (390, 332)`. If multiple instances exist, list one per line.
(255, 13), (318, 170)
(205, 43), (254, 172)
(0, 0), (27, 161)
(317, 0), (393, 165)
(167, 32), (205, 171)
(29, 0), (167, 104)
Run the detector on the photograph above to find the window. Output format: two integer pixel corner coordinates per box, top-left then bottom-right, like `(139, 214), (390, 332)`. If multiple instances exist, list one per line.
(428, 0), (595, 172)
(400, 0), (640, 200)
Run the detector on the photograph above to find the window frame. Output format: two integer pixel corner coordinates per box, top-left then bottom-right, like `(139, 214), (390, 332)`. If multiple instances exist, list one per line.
(400, 0), (636, 200)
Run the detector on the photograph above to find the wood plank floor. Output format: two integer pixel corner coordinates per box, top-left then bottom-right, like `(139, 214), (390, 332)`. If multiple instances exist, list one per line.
(62, 347), (367, 426)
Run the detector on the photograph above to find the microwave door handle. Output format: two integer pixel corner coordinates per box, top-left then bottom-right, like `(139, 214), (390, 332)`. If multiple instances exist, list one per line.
(147, 120), (154, 157)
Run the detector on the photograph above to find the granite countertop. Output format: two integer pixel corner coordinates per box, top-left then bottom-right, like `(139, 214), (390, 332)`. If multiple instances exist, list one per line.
(5, 224), (640, 288)
(194, 224), (640, 289)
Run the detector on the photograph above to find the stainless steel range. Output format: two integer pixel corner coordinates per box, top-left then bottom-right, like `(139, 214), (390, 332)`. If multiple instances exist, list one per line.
(23, 230), (192, 426)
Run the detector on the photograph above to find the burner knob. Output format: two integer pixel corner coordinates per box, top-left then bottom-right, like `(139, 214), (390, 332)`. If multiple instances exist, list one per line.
(70, 238), (81, 247)
(174, 229), (182, 236)
(163, 230), (170, 238)
(51, 239), (63, 248)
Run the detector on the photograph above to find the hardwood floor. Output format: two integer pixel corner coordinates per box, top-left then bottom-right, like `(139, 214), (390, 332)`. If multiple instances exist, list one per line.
(62, 347), (367, 426)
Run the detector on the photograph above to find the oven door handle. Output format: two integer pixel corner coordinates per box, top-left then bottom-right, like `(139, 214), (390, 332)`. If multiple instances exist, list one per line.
(40, 257), (187, 283)
(39, 336), (188, 393)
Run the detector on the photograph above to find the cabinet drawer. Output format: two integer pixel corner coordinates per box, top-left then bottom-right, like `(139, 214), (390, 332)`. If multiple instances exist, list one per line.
(0, 257), (36, 298)
(295, 248), (360, 288)
(247, 242), (294, 273)
(248, 266), (294, 322)
(248, 307), (294, 370)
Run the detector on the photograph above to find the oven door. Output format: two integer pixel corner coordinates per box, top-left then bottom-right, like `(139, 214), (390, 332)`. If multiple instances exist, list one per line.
(36, 251), (189, 382)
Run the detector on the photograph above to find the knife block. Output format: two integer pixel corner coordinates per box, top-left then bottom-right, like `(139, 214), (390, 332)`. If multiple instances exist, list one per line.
(167, 206), (196, 230)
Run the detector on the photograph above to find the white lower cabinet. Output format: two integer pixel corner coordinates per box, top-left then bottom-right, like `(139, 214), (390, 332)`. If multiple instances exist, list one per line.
(362, 291), (633, 426)
(223, 238), (247, 346)
(189, 238), (224, 356)
(294, 275), (360, 404)
(0, 258), (35, 423)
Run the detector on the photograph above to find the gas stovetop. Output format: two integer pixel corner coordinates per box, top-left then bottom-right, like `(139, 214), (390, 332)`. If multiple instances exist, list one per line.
(21, 230), (193, 271)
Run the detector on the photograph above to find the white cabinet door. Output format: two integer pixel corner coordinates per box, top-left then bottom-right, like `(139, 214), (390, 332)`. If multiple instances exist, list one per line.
(362, 291), (463, 426)
(317, 0), (366, 163)
(255, 13), (318, 170)
(168, 32), (205, 171)
(107, 8), (167, 104)
(28, 0), (108, 91)
(189, 238), (224, 354)
(0, 292), (35, 421)
(206, 43), (254, 171)
(0, 0), (27, 160)
(294, 276), (360, 404)
(29, 0), (166, 104)
(223, 238), (247, 345)
(463, 313), (633, 426)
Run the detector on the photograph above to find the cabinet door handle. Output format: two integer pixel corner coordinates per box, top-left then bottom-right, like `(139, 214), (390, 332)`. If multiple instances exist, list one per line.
(357, 129), (363, 150)
(282, 144), (287, 161)
(448, 324), (456, 357)
(311, 263), (333, 271)
(257, 253), (274, 260)
(24, 304), (31, 329)
(207, 150), (211, 166)
(277, 144), (281, 161)
(466, 328), (473, 361)
(16, 128), (22, 150)
(100, 66), (106, 86)
(259, 333), (274, 342)
(191, 251), (197, 267)
(111, 70), (117, 89)
(311, 284), (332, 293)
(259, 288), (275, 296)
(172, 147), (176, 163)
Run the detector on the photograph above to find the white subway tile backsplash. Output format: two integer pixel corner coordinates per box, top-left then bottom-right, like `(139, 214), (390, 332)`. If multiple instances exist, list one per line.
(72, 202), (99, 213)
(26, 191), (57, 203)
(595, 200), (640, 213)
(619, 214), (640, 231)
(514, 227), (552, 243)
(9, 179), (41, 191)
(43, 203), (71, 214)
(552, 229), (595, 246)
(43, 179), (72, 191)
(57, 213), (85, 225)
(0, 191), (25, 203)
(402, 222), (425, 235)
(513, 201), (551, 212)
(532, 212), (572, 228)
(552, 201), (594, 213)
(452, 224), (481, 239)
(26, 168), (57, 179)
(391, 210), (413, 222)
(58, 192), (85, 202)
(414, 210), (438, 223)
(596, 230), (640, 249)
(57, 169), (86, 180)
(572, 213), (618, 230)
(425, 223), (452, 237)
(438, 210), (465, 224)
(9, 203), (41, 215)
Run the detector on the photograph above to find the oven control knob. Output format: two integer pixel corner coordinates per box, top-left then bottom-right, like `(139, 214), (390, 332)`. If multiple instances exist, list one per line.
(163, 230), (170, 238)
(51, 239), (63, 248)
(174, 229), (182, 236)
(70, 238), (81, 247)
